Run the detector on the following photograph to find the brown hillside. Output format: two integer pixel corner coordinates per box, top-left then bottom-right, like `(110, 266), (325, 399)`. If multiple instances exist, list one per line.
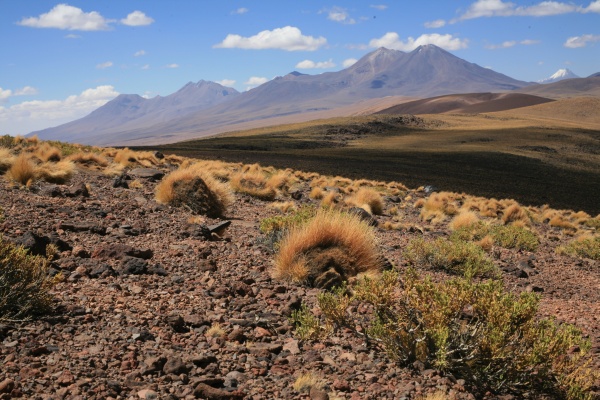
(377, 92), (554, 115)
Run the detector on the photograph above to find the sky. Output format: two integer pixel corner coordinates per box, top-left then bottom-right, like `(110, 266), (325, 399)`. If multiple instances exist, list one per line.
(1, 1), (599, 137)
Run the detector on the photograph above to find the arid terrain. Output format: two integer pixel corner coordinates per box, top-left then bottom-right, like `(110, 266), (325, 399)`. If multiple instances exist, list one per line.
(0, 136), (599, 399)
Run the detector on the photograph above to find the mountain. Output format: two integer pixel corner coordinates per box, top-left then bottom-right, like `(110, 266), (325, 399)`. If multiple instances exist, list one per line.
(538, 69), (579, 84)
(589, 72), (600, 78)
(31, 80), (239, 143)
(32, 45), (532, 146)
(516, 75), (600, 99)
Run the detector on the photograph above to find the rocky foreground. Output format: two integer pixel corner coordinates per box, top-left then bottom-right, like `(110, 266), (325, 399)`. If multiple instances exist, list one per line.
(0, 151), (599, 400)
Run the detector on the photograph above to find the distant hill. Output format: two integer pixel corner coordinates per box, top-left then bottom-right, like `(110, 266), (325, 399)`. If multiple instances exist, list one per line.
(516, 75), (600, 99)
(376, 93), (553, 115)
(32, 45), (532, 146)
(538, 68), (579, 84)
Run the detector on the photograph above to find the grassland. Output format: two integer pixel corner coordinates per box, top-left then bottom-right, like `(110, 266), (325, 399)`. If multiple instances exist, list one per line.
(141, 107), (600, 215)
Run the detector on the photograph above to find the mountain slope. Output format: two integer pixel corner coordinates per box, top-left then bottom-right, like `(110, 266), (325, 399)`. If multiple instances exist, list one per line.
(516, 75), (600, 99)
(538, 68), (579, 84)
(32, 45), (532, 146)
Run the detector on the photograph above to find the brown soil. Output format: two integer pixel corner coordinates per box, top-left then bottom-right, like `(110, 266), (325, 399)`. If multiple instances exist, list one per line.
(1, 162), (599, 399)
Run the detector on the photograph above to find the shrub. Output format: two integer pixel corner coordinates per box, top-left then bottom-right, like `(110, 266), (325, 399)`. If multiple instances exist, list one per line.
(273, 208), (383, 288)
(450, 222), (539, 251)
(155, 166), (233, 218)
(260, 206), (316, 235)
(404, 237), (498, 278)
(0, 236), (57, 321)
(299, 270), (598, 399)
(557, 236), (600, 260)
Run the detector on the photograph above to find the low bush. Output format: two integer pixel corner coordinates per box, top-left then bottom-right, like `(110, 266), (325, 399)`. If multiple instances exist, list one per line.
(450, 221), (539, 251)
(0, 236), (57, 321)
(273, 208), (383, 288)
(557, 236), (600, 260)
(404, 237), (498, 278)
(295, 270), (598, 399)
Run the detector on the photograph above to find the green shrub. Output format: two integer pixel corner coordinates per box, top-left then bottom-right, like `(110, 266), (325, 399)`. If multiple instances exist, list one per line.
(0, 134), (14, 148)
(404, 237), (498, 278)
(295, 270), (597, 399)
(0, 236), (57, 321)
(558, 236), (600, 260)
(451, 222), (539, 251)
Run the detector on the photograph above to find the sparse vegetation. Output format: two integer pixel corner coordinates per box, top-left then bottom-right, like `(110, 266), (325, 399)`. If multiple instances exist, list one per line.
(451, 221), (539, 251)
(404, 237), (498, 278)
(558, 235), (600, 260)
(346, 187), (384, 215)
(0, 236), (57, 321)
(292, 371), (324, 393)
(296, 270), (598, 399)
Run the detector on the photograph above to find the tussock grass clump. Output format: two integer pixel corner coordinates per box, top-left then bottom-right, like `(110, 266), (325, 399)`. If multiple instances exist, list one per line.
(1, 236), (57, 321)
(7, 153), (37, 185)
(273, 209), (383, 288)
(304, 270), (598, 400)
(558, 235), (600, 260)
(347, 187), (384, 215)
(404, 237), (498, 278)
(35, 160), (75, 184)
(155, 166), (233, 218)
(66, 152), (109, 169)
(502, 203), (530, 225)
(230, 170), (277, 200)
(309, 186), (324, 200)
(292, 371), (324, 393)
(33, 143), (62, 162)
(0, 148), (16, 173)
(420, 192), (460, 224)
(449, 211), (479, 231)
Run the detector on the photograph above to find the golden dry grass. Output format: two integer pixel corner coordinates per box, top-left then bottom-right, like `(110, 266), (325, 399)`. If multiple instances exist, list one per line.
(320, 191), (339, 208)
(33, 143), (62, 162)
(292, 372), (323, 393)
(66, 152), (109, 168)
(0, 148), (15, 173)
(155, 166), (233, 217)
(347, 187), (384, 215)
(269, 201), (297, 213)
(273, 209), (382, 285)
(205, 323), (226, 338)
(501, 203), (530, 225)
(230, 170), (277, 200)
(309, 186), (324, 200)
(449, 211), (480, 231)
(35, 160), (75, 184)
(7, 153), (37, 185)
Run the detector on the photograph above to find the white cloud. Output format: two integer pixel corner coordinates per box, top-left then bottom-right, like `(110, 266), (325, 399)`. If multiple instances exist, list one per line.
(121, 11), (154, 26)
(232, 7), (249, 14)
(455, 0), (593, 21)
(14, 86), (38, 96)
(244, 76), (268, 90)
(485, 39), (540, 49)
(214, 26), (327, 51)
(216, 79), (236, 87)
(370, 4), (388, 10)
(564, 34), (600, 48)
(369, 32), (468, 51)
(343, 58), (358, 67)
(326, 7), (356, 24)
(17, 4), (112, 31)
(141, 64), (150, 70)
(64, 34), (81, 39)
(96, 61), (113, 69)
(584, 0), (600, 12)
(520, 39), (540, 45)
(0, 85), (119, 136)
(295, 59), (336, 69)
(166, 63), (179, 68)
(424, 19), (446, 28)
(0, 88), (12, 102)
(134, 50), (146, 57)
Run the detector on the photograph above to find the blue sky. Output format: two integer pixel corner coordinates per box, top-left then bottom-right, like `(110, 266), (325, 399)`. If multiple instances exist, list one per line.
(1, 0), (599, 136)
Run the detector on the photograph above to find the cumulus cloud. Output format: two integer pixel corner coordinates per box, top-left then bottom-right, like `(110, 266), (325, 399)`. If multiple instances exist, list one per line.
(166, 63), (179, 68)
(369, 32), (468, 51)
(14, 86), (38, 96)
(326, 7), (356, 24)
(244, 76), (268, 90)
(424, 19), (446, 28)
(454, 0), (599, 21)
(295, 59), (336, 69)
(216, 79), (236, 87)
(564, 34), (600, 48)
(134, 50), (146, 57)
(370, 4), (388, 10)
(214, 26), (327, 51)
(0, 88), (12, 102)
(96, 61), (113, 69)
(121, 11), (154, 26)
(17, 4), (112, 31)
(0, 85), (119, 136)
(232, 7), (249, 14)
(343, 58), (358, 67)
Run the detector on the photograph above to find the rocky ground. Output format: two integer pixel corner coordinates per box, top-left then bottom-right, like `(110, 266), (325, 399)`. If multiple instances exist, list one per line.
(0, 159), (599, 400)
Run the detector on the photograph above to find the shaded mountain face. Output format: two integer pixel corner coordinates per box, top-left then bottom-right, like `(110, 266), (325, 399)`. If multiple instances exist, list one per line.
(538, 69), (580, 84)
(32, 45), (532, 146)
